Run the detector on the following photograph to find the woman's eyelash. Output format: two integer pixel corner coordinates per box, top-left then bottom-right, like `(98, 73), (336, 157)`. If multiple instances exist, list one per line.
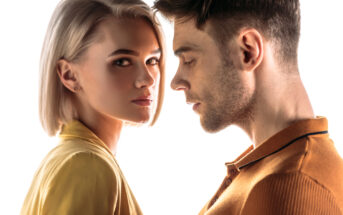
(112, 58), (131, 67)
(112, 57), (160, 67)
(147, 57), (160, 65)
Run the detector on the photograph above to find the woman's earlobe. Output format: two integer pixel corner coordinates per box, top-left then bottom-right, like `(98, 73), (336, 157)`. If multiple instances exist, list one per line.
(73, 85), (82, 92)
(57, 59), (80, 93)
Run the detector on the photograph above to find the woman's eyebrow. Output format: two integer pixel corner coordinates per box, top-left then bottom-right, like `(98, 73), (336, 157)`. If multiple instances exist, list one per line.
(108, 49), (139, 57)
(108, 48), (161, 57)
(151, 48), (161, 55)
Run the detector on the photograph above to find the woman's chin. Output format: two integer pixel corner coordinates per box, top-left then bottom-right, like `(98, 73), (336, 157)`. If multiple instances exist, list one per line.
(126, 113), (151, 124)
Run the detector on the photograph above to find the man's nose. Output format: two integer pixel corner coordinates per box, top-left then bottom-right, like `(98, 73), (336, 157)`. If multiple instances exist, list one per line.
(170, 68), (190, 91)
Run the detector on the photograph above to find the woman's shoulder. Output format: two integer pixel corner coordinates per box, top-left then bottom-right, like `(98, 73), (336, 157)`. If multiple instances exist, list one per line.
(53, 151), (119, 183)
(38, 139), (120, 187)
(25, 142), (121, 213)
(48, 137), (114, 165)
(56, 137), (111, 155)
(38, 151), (121, 215)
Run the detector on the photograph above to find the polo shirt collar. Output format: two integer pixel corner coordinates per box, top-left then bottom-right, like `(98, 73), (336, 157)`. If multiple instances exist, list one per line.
(59, 120), (113, 155)
(226, 117), (328, 172)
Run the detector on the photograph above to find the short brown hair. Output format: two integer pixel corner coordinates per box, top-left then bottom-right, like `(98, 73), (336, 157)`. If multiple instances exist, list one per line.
(154, 0), (300, 62)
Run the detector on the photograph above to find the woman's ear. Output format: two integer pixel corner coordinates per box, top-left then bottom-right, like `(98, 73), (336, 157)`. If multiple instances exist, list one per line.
(57, 59), (81, 93)
(237, 28), (264, 72)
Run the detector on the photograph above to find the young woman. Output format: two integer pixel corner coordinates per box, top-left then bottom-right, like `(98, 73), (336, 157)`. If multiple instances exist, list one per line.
(20, 0), (165, 214)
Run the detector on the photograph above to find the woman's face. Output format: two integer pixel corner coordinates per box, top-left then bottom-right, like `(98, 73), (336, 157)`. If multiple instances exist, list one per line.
(74, 17), (161, 124)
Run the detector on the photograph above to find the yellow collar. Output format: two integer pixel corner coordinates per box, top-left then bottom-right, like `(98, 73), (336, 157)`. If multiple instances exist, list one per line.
(59, 120), (113, 155)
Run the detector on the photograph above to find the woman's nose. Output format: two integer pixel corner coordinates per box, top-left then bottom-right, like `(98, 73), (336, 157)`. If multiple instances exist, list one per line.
(134, 64), (156, 89)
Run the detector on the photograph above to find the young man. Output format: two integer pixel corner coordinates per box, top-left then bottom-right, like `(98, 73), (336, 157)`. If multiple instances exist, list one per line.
(154, 0), (343, 214)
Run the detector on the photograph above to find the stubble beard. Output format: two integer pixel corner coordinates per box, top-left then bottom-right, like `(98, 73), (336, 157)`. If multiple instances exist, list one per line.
(200, 57), (256, 133)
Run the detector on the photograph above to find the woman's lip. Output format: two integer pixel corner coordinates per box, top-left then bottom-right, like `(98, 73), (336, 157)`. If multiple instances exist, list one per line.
(132, 99), (153, 106)
(133, 95), (153, 100)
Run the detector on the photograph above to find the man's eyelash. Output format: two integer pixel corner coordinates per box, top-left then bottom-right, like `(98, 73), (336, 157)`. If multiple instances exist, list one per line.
(184, 59), (195, 65)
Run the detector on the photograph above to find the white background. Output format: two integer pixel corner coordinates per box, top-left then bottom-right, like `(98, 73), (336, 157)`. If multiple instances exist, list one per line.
(0, 0), (342, 214)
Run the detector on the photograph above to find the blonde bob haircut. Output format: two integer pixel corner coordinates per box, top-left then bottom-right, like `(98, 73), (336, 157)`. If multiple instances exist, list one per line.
(39, 0), (165, 136)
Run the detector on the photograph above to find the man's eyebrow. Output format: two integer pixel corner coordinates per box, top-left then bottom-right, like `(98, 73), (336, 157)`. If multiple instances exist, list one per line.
(174, 45), (199, 56)
(108, 48), (161, 57)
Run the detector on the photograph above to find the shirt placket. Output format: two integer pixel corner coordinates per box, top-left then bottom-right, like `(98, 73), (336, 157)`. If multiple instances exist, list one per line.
(207, 163), (240, 209)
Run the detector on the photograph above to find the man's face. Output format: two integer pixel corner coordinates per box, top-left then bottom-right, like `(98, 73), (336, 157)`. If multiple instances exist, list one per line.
(172, 19), (256, 132)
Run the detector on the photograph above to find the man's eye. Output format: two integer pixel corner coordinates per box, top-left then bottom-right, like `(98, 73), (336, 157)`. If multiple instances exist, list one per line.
(146, 57), (160, 66)
(113, 58), (131, 67)
(183, 59), (195, 65)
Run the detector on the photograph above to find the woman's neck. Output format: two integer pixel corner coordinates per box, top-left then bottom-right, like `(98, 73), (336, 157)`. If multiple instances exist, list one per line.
(76, 104), (124, 155)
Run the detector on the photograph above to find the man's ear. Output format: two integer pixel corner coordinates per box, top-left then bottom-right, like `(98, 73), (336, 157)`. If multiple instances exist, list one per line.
(237, 28), (263, 72)
(57, 59), (81, 93)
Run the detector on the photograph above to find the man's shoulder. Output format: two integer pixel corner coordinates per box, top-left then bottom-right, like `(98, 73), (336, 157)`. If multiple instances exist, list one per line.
(241, 172), (343, 215)
(261, 133), (343, 176)
(300, 134), (343, 175)
(249, 134), (343, 210)
(300, 134), (343, 206)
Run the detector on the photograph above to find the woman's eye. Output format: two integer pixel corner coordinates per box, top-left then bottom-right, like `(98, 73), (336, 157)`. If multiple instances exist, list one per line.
(113, 58), (131, 67)
(146, 58), (160, 66)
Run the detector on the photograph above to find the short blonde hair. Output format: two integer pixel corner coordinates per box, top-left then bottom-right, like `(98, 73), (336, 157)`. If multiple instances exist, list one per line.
(39, 0), (165, 136)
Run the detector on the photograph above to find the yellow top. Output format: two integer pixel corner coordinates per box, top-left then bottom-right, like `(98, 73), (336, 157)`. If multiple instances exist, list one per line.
(20, 120), (142, 215)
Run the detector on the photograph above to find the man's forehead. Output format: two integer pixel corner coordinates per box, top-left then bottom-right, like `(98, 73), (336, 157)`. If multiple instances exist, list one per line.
(173, 19), (211, 51)
(174, 20), (194, 41)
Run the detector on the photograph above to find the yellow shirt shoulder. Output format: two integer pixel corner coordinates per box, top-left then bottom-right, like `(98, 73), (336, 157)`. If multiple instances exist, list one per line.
(21, 120), (142, 215)
(43, 152), (119, 215)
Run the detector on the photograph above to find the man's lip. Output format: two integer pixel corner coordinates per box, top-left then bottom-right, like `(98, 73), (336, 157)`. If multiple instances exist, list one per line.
(193, 103), (201, 112)
(186, 99), (199, 104)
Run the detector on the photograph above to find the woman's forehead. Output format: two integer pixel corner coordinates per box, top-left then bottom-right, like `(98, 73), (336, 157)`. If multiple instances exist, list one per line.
(92, 17), (159, 51)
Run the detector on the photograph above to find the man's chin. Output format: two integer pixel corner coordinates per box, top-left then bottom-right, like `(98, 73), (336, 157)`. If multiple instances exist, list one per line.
(200, 115), (230, 133)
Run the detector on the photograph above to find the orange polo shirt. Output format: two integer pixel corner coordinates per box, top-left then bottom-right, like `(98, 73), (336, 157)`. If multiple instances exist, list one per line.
(199, 117), (343, 215)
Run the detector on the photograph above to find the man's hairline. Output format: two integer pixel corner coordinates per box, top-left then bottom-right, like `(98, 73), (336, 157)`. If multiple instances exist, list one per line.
(171, 15), (295, 72)
(157, 8), (294, 50)
(171, 16), (238, 62)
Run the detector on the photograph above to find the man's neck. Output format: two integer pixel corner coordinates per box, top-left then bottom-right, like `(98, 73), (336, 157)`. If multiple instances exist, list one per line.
(241, 76), (315, 148)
